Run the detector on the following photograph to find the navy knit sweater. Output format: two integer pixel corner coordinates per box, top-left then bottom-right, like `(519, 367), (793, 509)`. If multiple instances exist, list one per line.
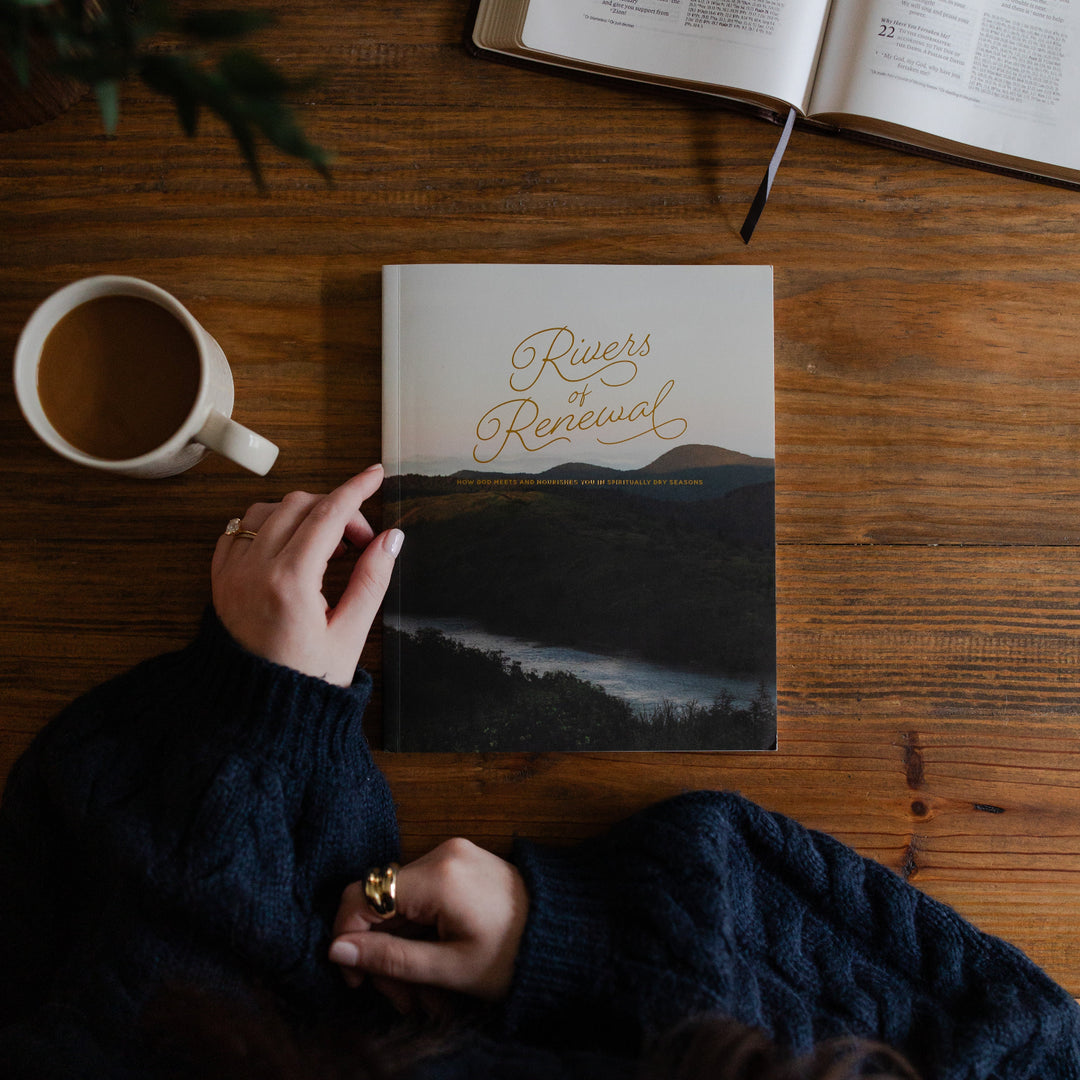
(1, 611), (1077, 1078)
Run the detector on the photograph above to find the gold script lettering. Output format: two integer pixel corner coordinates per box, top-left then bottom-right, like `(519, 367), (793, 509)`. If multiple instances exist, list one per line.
(474, 398), (572, 463)
(596, 379), (687, 446)
(473, 379), (687, 463)
(509, 327), (641, 392)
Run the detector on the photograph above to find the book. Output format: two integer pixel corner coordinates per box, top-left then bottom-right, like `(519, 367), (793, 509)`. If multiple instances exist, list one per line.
(381, 263), (776, 752)
(469, 0), (1080, 189)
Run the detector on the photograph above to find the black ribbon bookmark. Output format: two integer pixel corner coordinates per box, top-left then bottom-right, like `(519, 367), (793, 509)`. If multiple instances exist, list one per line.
(740, 107), (797, 244)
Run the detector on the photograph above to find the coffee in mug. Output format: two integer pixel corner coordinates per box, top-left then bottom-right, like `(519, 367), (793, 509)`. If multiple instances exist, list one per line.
(37, 295), (202, 460)
(14, 276), (278, 477)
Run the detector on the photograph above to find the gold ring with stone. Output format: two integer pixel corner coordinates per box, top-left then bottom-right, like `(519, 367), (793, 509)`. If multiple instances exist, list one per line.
(363, 862), (399, 919)
(224, 517), (258, 540)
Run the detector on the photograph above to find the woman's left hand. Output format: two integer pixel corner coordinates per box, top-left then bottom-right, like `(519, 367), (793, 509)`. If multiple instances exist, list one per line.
(211, 465), (403, 687)
(329, 838), (529, 1005)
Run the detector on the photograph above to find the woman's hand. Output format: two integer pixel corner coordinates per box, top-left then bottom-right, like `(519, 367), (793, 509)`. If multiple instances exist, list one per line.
(329, 838), (529, 1005)
(211, 465), (403, 687)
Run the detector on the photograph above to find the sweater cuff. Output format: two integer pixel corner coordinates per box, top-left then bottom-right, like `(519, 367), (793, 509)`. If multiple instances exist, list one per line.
(501, 836), (615, 1039)
(166, 607), (377, 776)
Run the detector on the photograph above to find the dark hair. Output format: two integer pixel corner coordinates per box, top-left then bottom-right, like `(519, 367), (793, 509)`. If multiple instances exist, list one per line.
(142, 987), (921, 1080)
(141, 984), (460, 1080)
(641, 1014), (922, 1080)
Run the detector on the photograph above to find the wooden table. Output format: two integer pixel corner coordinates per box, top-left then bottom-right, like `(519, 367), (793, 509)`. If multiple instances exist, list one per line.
(2, 0), (1079, 998)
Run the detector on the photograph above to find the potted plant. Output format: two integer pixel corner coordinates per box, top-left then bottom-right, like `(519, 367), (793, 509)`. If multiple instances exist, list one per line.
(0, 0), (330, 186)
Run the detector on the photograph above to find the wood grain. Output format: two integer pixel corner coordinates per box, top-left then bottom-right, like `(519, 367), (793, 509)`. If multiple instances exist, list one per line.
(1, 0), (1078, 997)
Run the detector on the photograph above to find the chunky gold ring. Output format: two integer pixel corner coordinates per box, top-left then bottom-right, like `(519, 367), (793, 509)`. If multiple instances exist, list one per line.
(363, 862), (399, 919)
(224, 517), (258, 540)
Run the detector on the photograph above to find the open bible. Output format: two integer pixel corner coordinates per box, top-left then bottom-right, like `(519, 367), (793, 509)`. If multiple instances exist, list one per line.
(471, 0), (1080, 188)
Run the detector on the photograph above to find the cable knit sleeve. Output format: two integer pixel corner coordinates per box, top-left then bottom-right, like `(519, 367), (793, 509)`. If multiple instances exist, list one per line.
(0, 609), (399, 1078)
(503, 790), (1080, 1080)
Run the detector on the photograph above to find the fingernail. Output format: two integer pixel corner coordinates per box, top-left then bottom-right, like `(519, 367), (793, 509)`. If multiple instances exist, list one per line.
(363, 463), (384, 474)
(385, 529), (404, 558)
(329, 940), (359, 966)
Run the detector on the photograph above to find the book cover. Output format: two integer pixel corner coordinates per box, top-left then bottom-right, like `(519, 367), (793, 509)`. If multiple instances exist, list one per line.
(382, 263), (776, 752)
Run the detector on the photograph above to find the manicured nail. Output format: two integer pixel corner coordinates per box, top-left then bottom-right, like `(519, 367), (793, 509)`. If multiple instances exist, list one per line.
(385, 529), (404, 558)
(329, 940), (359, 966)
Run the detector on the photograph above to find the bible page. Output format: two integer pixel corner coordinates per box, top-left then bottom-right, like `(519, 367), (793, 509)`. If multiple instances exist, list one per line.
(808, 0), (1080, 176)
(520, 0), (833, 113)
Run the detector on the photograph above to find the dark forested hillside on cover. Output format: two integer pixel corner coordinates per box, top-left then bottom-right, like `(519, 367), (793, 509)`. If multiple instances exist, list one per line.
(387, 467), (775, 677)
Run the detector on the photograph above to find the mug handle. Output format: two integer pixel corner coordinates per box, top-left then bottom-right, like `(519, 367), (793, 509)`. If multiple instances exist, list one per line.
(195, 410), (279, 476)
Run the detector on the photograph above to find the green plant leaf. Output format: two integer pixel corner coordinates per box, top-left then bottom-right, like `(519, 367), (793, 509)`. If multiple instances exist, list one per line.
(197, 68), (265, 186)
(1, 0), (330, 186)
(248, 99), (332, 178)
(52, 51), (129, 82)
(11, 46), (29, 84)
(130, 0), (174, 40)
(0, 1), (34, 85)
(0, 28), (30, 85)
(100, 0), (140, 50)
(221, 111), (263, 189)
(218, 48), (287, 96)
(139, 53), (201, 135)
(94, 78), (120, 133)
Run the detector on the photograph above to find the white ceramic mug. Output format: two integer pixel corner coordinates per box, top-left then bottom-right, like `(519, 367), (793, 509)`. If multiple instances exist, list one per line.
(13, 275), (279, 478)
